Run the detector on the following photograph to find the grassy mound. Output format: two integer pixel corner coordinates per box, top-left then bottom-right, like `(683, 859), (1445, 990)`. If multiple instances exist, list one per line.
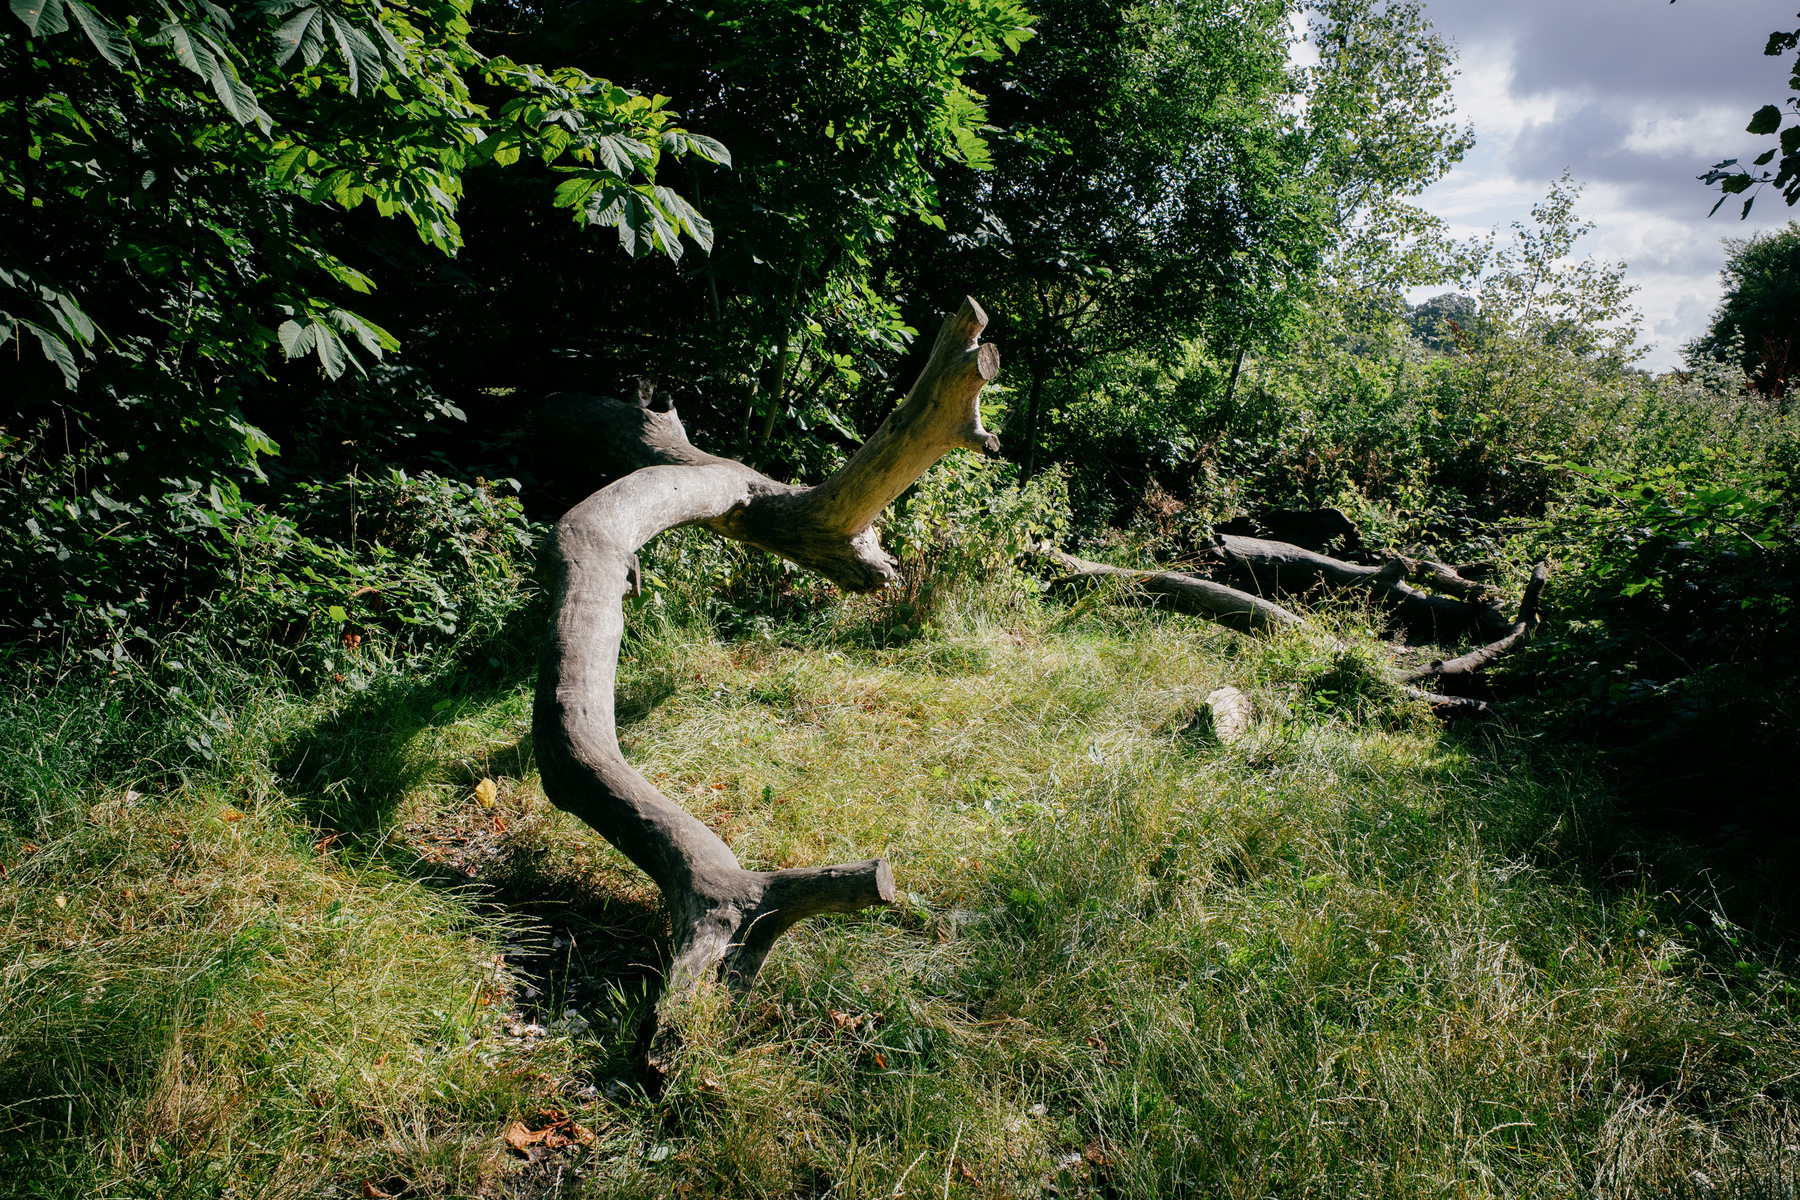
(3, 579), (1796, 1198)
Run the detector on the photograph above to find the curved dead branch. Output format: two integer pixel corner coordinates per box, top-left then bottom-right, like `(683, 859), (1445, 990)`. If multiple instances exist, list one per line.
(1394, 561), (1549, 684)
(1205, 534), (1513, 641)
(532, 298), (1002, 1060)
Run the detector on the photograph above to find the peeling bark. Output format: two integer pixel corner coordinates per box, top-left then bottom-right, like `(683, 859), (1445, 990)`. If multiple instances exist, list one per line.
(531, 298), (1003, 1060)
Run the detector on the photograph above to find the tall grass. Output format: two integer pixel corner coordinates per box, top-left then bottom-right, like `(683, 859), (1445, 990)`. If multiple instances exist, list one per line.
(2, 530), (1795, 1197)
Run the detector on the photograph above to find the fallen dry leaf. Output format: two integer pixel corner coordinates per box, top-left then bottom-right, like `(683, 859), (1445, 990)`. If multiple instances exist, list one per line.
(219, 808), (244, 823)
(504, 1120), (548, 1152)
(54, 894), (67, 909)
(360, 1181), (392, 1199)
(504, 1111), (586, 1156)
(474, 778), (498, 809)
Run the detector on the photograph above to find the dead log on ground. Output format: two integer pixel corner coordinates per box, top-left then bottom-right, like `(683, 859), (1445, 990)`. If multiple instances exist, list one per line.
(1204, 534), (1513, 641)
(531, 297), (1003, 1066)
(1393, 561), (1549, 684)
(1215, 506), (1364, 556)
(1037, 546), (1303, 631)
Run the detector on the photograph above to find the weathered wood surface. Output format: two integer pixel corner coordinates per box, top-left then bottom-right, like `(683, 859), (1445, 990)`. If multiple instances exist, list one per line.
(1038, 546), (1304, 632)
(1204, 534), (1514, 641)
(531, 298), (1003, 1064)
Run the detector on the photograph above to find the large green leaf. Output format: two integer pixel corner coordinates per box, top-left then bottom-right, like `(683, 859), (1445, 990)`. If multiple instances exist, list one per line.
(1748, 105), (1784, 136)
(18, 317), (80, 388)
(277, 319), (318, 358)
(65, 0), (129, 66)
(10, 0), (68, 36)
(271, 5), (322, 69)
(312, 323), (350, 378)
(594, 133), (653, 177)
(325, 10), (385, 96)
(655, 185), (714, 253)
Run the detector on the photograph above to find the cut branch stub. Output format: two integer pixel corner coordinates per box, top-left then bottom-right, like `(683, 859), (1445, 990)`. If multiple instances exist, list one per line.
(533, 298), (1001, 1061)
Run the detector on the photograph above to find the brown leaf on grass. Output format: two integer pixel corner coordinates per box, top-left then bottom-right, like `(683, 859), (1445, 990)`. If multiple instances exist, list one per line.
(956, 1160), (978, 1184)
(1083, 1141), (1112, 1168)
(826, 1008), (861, 1031)
(504, 1120), (549, 1152)
(504, 1111), (590, 1156)
(360, 1181), (392, 1199)
(474, 778), (498, 809)
(219, 808), (244, 823)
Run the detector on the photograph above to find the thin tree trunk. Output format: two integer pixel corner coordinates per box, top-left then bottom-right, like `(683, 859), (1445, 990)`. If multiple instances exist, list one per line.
(1018, 369), (1047, 480)
(759, 274), (802, 444)
(1222, 344), (1246, 408)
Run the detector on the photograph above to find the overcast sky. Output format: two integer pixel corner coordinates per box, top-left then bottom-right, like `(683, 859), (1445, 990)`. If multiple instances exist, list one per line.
(1405, 0), (1798, 370)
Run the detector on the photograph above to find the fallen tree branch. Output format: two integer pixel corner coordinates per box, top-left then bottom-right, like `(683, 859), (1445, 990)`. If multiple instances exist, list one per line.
(1205, 533), (1514, 641)
(1393, 561), (1549, 684)
(531, 297), (1004, 1068)
(1396, 684), (1496, 717)
(1034, 538), (1550, 721)
(1036, 546), (1304, 631)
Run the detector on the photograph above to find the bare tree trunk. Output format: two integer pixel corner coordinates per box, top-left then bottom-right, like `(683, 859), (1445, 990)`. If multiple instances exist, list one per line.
(758, 273), (802, 444)
(533, 298), (1003, 1066)
(1017, 369), (1047, 481)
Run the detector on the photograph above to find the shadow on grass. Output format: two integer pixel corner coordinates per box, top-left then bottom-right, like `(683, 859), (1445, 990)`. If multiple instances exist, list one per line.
(1437, 701), (1800, 992)
(274, 647), (680, 1081)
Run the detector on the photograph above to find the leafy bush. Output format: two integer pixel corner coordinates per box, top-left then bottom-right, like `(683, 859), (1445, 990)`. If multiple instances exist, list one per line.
(0, 451), (539, 687)
(1531, 446), (1799, 706)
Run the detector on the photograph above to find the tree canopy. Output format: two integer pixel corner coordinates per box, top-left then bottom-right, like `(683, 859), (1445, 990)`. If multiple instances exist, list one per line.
(3, 0), (1472, 645)
(1687, 220), (1800, 396)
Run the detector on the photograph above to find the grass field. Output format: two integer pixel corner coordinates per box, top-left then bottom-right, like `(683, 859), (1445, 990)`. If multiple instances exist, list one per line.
(3, 560), (1797, 1198)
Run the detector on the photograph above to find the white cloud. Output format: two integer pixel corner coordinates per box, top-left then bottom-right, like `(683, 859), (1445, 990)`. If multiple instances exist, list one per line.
(1408, 0), (1799, 371)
